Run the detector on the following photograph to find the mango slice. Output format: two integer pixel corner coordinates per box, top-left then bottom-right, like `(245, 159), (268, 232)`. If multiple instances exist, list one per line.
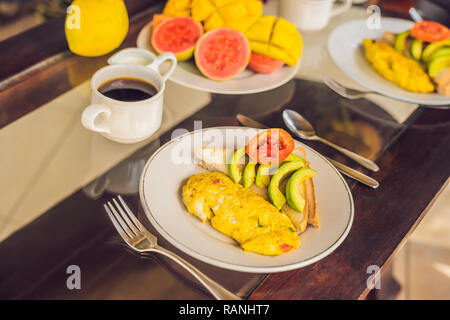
(246, 16), (303, 66)
(161, 1), (303, 66)
(191, 0), (262, 33)
(163, 0), (192, 16)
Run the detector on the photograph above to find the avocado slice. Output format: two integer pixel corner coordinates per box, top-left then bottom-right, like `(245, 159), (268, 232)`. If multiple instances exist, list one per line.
(253, 153), (307, 188)
(228, 147), (246, 184)
(255, 164), (271, 188)
(423, 39), (450, 64)
(286, 168), (316, 212)
(410, 39), (423, 60)
(283, 153), (307, 164)
(394, 30), (410, 53)
(268, 161), (306, 210)
(242, 161), (257, 188)
(428, 47), (450, 65)
(428, 55), (450, 78)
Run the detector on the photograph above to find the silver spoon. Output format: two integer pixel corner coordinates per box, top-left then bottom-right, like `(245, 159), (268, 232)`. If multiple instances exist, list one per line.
(283, 109), (380, 172)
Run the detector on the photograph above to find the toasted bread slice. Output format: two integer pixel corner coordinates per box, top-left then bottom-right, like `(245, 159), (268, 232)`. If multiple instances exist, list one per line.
(194, 147), (318, 232)
(435, 68), (450, 96)
(194, 147), (233, 174)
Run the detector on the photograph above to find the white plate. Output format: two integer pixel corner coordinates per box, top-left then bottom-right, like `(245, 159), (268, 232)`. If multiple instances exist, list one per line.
(137, 21), (301, 95)
(139, 127), (354, 273)
(328, 18), (450, 106)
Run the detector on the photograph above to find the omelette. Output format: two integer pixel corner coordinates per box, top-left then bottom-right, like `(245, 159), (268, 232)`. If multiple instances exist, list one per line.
(363, 39), (435, 93)
(182, 172), (300, 255)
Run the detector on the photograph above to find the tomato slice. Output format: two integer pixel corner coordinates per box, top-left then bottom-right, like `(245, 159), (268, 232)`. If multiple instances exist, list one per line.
(411, 21), (450, 42)
(246, 129), (295, 164)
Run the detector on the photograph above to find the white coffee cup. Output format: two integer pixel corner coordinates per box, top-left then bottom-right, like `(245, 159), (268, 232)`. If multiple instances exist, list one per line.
(81, 49), (176, 144)
(279, 0), (352, 31)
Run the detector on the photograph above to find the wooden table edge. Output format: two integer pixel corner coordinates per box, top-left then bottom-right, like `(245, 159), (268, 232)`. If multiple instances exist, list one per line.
(357, 177), (450, 300)
(247, 107), (450, 300)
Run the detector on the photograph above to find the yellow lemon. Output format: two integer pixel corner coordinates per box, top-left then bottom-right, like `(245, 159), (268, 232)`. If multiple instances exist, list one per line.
(65, 0), (129, 57)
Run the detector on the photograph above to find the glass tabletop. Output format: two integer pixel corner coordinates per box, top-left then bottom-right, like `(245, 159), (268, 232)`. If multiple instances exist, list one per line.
(0, 2), (446, 299)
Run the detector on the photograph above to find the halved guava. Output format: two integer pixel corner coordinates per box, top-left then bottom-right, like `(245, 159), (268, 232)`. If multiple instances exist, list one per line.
(151, 16), (203, 61)
(194, 28), (250, 81)
(248, 52), (284, 74)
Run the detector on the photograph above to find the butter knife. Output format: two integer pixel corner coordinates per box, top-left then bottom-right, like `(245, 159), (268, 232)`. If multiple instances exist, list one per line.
(236, 114), (379, 189)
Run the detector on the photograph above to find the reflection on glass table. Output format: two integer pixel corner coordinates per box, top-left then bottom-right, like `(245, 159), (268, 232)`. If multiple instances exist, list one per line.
(83, 139), (161, 199)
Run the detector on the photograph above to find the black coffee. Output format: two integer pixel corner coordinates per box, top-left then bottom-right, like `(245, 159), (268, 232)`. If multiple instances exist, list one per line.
(98, 78), (158, 102)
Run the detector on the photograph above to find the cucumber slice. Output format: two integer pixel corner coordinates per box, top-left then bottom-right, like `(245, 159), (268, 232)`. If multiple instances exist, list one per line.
(428, 47), (450, 65)
(228, 147), (246, 184)
(428, 55), (450, 78)
(394, 30), (411, 53)
(242, 161), (257, 188)
(255, 164), (271, 188)
(423, 39), (450, 64)
(410, 39), (423, 60)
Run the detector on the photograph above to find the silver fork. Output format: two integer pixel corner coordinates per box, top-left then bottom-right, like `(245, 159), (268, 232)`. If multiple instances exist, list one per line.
(324, 76), (377, 99)
(104, 195), (240, 300)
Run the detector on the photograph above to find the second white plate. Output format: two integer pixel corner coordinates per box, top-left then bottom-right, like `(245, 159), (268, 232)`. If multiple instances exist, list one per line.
(137, 21), (301, 95)
(328, 18), (450, 106)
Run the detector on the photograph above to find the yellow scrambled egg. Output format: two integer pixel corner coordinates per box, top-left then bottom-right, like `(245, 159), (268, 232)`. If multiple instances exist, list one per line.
(182, 172), (300, 255)
(363, 39), (434, 93)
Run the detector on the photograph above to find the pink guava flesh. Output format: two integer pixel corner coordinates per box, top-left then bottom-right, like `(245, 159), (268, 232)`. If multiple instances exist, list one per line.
(195, 28), (250, 81)
(152, 17), (202, 56)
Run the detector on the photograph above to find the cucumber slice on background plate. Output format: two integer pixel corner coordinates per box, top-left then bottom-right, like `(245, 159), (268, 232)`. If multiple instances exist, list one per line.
(428, 55), (450, 78)
(427, 47), (450, 65)
(423, 39), (450, 64)
(394, 30), (411, 53)
(410, 39), (423, 60)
